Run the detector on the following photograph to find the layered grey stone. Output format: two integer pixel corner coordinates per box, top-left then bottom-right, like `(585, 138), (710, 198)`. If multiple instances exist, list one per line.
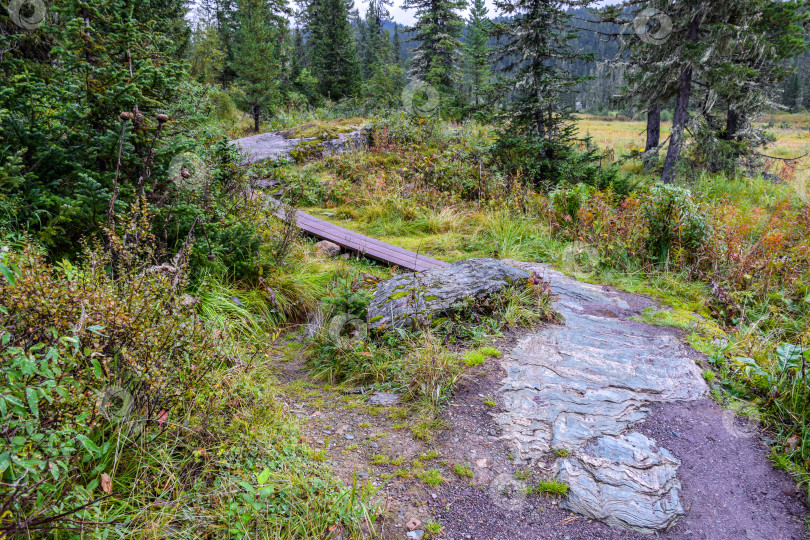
(230, 130), (364, 164)
(495, 262), (706, 533)
(367, 258), (530, 330)
(555, 433), (683, 533)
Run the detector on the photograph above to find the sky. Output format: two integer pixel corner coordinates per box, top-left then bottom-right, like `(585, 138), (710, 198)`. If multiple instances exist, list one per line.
(353, 0), (621, 26)
(190, 0), (622, 27)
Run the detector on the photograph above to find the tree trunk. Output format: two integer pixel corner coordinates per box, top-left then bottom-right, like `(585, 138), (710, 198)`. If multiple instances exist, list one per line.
(722, 108), (740, 141)
(661, 20), (699, 184)
(644, 105), (661, 170)
(252, 104), (260, 133)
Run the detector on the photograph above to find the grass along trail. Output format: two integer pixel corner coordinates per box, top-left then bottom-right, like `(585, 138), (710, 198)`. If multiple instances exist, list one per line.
(269, 257), (805, 538)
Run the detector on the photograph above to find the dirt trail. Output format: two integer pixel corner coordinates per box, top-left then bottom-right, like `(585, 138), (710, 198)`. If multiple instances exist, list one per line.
(280, 262), (807, 539)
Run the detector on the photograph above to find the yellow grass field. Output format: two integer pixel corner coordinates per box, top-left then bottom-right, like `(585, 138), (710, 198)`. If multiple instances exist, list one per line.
(575, 112), (810, 159)
(575, 112), (810, 201)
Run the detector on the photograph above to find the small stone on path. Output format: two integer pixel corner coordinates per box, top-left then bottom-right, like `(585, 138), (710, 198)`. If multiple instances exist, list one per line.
(368, 391), (400, 406)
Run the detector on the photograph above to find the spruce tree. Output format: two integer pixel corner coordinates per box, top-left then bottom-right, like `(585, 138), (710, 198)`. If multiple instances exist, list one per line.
(491, 0), (598, 189)
(392, 25), (403, 67)
(302, 0), (362, 99)
(402, 0), (467, 96)
(493, 0), (591, 139)
(606, 3), (680, 170)
(0, 0), (189, 249)
(232, 0), (289, 132)
(360, 4), (390, 78)
(463, 0), (491, 107)
(190, 23), (227, 85)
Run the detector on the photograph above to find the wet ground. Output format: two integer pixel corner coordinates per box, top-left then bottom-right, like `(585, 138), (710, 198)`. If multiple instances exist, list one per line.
(277, 263), (807, 539)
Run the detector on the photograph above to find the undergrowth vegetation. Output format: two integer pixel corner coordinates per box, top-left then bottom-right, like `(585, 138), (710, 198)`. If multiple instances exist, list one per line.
(265, 113), (810, 499)
(4, 94), (810, 535)
(304, 266), (556, 440)
(0, 177), (374, 536)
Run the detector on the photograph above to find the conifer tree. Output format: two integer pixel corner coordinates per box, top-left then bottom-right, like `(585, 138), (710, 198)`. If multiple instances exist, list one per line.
(703, 1), (807, 145)
(463, 0), (491, 107)
(232, 0), (289, 132)
(402, 0), (467, 96)
(491, 0), (601, 189)
(392, 25), (403, 66)
(0, 0), (189, 248)
(302, 0), (362, 99)
(360, 4), (389, 77)
(493, 0), (591, 140)
(190, 24), (227, 85)
(612, 0), (808, 181)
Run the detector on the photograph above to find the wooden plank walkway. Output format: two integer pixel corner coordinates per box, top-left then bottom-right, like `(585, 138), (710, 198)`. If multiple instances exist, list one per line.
(267, 198), (449, 272)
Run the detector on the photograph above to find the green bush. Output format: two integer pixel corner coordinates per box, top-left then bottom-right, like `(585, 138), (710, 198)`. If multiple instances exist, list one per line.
(0, 240), (225, 536)
(642, 183), (711, 265)
(550, 183), (595, 229)
(491, 131), (617, 192)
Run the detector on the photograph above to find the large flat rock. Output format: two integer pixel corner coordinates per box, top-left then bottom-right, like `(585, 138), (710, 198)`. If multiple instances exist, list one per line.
(230, 130), (363, 164)
(368, 258), (530, 330)
(496, 262), (707, 533)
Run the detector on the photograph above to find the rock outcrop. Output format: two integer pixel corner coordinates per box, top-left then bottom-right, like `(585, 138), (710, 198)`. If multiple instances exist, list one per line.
(231, 129), (365, 164)
(495, 262), (707, 533)
(367, 258), (530, 330)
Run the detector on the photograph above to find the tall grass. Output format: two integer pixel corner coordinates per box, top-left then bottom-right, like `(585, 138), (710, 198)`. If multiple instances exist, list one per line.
(474, 211), (555, 261)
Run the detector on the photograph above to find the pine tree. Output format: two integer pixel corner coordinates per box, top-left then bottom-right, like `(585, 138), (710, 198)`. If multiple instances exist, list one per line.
(463, 0), (491, 107)
(402, 0), (467, 96)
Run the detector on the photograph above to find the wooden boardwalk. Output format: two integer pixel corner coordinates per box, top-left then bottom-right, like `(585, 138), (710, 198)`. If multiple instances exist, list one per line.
(268, 198), (448, 272)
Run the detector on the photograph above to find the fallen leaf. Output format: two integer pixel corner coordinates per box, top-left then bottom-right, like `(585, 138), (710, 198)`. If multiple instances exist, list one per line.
(787, 434), (800, 452)
(101, 473), (112, 494)
(156, 410), (168, 425)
